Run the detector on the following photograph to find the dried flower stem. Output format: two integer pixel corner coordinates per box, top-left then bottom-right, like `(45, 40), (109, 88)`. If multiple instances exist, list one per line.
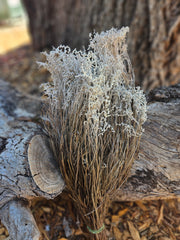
(40, 27), (147, 239)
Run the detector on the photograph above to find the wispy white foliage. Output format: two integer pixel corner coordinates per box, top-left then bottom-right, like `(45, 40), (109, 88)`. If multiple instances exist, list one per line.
(39, 27), (147, 139)
(39, 28), (147, 237)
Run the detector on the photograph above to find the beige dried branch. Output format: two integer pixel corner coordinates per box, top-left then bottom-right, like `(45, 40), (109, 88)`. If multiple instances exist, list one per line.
(39, 27), (147, 240)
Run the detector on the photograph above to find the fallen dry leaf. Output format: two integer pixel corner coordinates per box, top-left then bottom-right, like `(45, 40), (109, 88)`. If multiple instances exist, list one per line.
(177, 225), (180, 231)
(57, 206), (65, 212)
(135, 201), (148, 211)
(141, 236), (148, 240)
(57, 212), (63, 217)
(74, 228), (83, 235)
(128, 221), (141, 240)
(150, 225), (159, 233)
(118, 208), (128, 217)
(113, 226), (122, 240)
(138, 218), (152, 232)
(122, 230), (130, 240)
(157, 203), (164, 225)
(104, 218), (111, 225)
(42, 207), (51, 213)
(132, 210), (140, 219)
(112, 215), (120, 224)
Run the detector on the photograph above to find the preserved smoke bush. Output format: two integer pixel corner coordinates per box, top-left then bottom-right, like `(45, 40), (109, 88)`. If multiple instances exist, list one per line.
(39, 27), (147, 239)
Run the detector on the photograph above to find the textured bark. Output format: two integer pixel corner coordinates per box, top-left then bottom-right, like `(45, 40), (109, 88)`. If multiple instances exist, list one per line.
(22, 0), (180, 90)
(0, 79), (64, 240)
(0, 79), (64, 208)
(0, 200), (40, 240)
(117, 84), (180, 201)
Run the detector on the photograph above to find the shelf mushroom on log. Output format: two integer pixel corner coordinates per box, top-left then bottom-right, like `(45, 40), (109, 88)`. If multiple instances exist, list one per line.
(0, 79), (179, 239)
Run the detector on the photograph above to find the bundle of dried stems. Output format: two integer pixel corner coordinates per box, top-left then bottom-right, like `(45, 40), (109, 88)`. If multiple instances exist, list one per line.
(39, 27), (147, 239)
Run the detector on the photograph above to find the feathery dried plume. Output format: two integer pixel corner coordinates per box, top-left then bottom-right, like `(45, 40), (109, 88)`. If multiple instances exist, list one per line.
(39, 27), (147, 239)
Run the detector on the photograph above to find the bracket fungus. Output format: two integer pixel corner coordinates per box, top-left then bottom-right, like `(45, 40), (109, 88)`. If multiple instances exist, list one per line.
(28, 134), (65, 194)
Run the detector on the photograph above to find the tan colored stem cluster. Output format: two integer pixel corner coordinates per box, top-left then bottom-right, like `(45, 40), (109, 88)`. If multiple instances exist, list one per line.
(39, 27), (147, 239)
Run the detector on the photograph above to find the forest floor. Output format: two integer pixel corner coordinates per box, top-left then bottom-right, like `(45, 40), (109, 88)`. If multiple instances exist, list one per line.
(0, 45), (180, 240)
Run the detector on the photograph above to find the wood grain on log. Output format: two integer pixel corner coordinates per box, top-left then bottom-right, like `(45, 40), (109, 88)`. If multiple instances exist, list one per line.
(0, 80), (64, 239)
(0, 79), (64, 209)
(117, 85), (180, 201)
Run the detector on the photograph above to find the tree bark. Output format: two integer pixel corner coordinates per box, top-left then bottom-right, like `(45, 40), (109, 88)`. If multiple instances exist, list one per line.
(22, 0), (180, 90)
(0, 200), (40, 240)
(0, 79), (179, 238)
(0, 79), (64, 240)
(117, 84), (180, 201)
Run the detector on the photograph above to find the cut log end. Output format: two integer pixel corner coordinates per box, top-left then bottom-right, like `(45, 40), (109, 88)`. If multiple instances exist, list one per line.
(28, 135), (65, 194)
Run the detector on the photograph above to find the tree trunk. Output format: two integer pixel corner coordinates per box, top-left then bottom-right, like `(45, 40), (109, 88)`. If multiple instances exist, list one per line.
(22, 0), (180, 90)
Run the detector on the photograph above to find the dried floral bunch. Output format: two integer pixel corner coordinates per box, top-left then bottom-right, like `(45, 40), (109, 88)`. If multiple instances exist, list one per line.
(39, 27), (147, 239)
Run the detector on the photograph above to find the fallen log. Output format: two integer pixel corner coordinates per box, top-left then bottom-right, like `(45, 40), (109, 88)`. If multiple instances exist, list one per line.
(118, 85), (180, 201)
(0, 80), (64, 239)
(0, 79), (179, 239)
